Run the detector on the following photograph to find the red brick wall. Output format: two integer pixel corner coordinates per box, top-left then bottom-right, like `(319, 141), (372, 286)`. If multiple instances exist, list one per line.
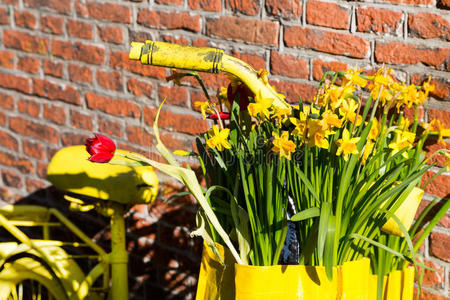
(0, 0), (448, 298)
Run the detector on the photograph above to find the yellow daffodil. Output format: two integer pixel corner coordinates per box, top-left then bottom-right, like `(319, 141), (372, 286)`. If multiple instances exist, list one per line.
(339, 99), (361, 125)
(217, 86), (231, 111)
(368, 118), (380, 141)
(272, 131), (296, 160)
(272, 106), (292, 123)
(290, 117), (307, 136)
(194, 101), (214, 119)
(361, 140), (375, 165)
(444, 152), (450, 170)
(322, 110), (343, 128)
(428, 119), (450, 145)
(343, 67), (367, 88)
(248, 91), (273, 119)
(335, 128), (361, 161)
(206, 125), (231, 151)
(388, 130), (415, 158)
(257, 69), (269, 85)
(307, 119), (331, 149)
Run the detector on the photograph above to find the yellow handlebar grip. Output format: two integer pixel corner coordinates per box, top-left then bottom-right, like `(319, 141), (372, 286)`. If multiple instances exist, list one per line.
(129, 41), (224, 74)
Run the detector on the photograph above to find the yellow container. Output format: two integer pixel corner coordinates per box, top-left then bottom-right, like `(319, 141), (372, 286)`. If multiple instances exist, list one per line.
(196, 243), (414, 300)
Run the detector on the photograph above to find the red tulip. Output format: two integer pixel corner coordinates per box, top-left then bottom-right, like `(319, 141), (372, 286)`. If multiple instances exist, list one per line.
(227, 82), (253, 111)
(85, 133), (116, 163)
(207, 112), (231, 120)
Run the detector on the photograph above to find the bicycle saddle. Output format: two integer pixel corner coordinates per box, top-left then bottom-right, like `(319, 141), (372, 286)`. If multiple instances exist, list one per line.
(47, 145), (158, 205)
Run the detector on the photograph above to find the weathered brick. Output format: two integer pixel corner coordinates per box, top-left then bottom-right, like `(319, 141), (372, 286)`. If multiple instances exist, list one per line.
(17, 98), (40, 117)
(414, 289), (447, 300)
(411, 74), (449, 101)
(126, 125), (153, 147)
(51, 40), (105, 65)
(225, 0), (259, 16)
(379, 0), (433, 5)
(375, 42), (450, 70)
(188, 0), (222, 12)
(3, 30), (49, 54)
(98, 26), (123, 44)
(68, 64), (93, 84)
(32, 79), (81, 105)
(0, 130), (18, 151)
(0, 151), (34, 174)
(312, 59), (348, 81)
(43, 103), (66, 125)
(98, 118), (123, 138)
(40, 15), (63, 35)
(162, 35), (189, 45)
(127, 78), (153, 98)
(356, 7), (403, 34)
(207, 16), (279, 46)
(70, 110), (93, 130)
(0, 112), (6, 128)
(423, 139), (450, 167)
(306, 1), (350, 30)
(1, 170), (22, 188)
(110, 50), (167, 80)
(23, 139), (45, 159)
(67, 19), (93, 39)
(96, 70), (123, 92)
(158, 85), (188, 107)
(0, 93), (14, 110)
(160, 132), (191, 151)
(85, 1), (131, 23)
(137, 10), (201, 33)
(86, 92), (141, 118)
(0, 51), (14, 69)
(409, 12), (449, 41)
(42, 59), (63, 78)
(421, 170), (450, 198)
(24, 0), (71, 14)
(270, 80), (317, 103)
(144, 107), (209, 135)
(284, 26), (369, 59)
(418, 260), (445, 287)
(60, 132), (90, 147)
(156, 0), (183, 4)
(25, 177), (47, 192)
(17, 56), (40, 74)
(430, 232), (450, 261)
(265, 0), (301, 20)
(428, 109), (450, 128)
(438, 0), (450, 8)
(0, 73), (31, 94)
(231, 50), (266, 71)
(270, 51), (309, 79)
(9, 116), (58, 143)
(128, 30), (153, 44)
(0, 7), (10, 25)
(14, 10), (37, 29)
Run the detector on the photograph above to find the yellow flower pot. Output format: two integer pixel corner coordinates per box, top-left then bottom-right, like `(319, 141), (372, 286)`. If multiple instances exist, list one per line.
(196, 243), (414, 300)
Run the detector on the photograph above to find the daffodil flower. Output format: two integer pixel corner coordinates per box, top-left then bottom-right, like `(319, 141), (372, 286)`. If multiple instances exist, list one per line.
(388, 130), (415, 158)
(194, 101), (214, 119)
(335, 128), (361, 161)
(206, 125), (231, 151)
(272, 131), (296, 160)
(307, 119), (332, 149)
(248, 91), (273, 119)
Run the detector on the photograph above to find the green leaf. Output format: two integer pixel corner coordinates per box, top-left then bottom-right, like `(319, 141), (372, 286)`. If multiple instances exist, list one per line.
(318, 202), (332, 264)
(291, 207), (320, 222)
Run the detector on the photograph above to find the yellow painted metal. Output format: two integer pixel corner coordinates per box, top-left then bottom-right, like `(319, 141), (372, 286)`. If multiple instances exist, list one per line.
(197, 242), (415, 300)
(47, 145), (159, 205)
(129, 41), (289, 109)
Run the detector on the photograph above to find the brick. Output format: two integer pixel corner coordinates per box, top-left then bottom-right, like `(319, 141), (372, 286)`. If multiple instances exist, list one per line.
(70, 110), (93, 130)
(25, 178), (47, 192)
(188, 0), (222, 12)
(14, 10), (37, 29)
(67, 20), (93, 39)
(375, 42), (450, 70)
(430, 232), (450, 261)
(137, 10), (201, 33)
(17, 56), (40, 74)
(409, 12), (449, 41)
(423, 140), (450, 167)
(428, 109), (450, 128)
(418, 260), (444, 287)
(438, 0), (450, 8)
(0, 7), (9, 25)
(32, 79), (81, 105)
(162, 35), (189, 45)
(0, 73), (31, 94)
(86, 92), (141, 118)
(128, 30), (153, 43)
(158, 85), (188, 107)
(380, 0), (433, 5)
(24, 0), (71, 14)
(144, 107), (209, 135)
(40, 15), (63, 35)
(270, 51), (308, 79)
(17, 98), (40, 117)
(411, 74), (449, 101)
(183, 72), (229, 92)
(0, 130), (18, 151)
(23, 139), (45, 159)
(36, 161), (48, 179)
(271, 80), (317, 103)
(110, 51), (167, 80)
(98, 118), (123, 138)
(0, 51), (14, 69)
(0, 112), (5, 127)
(284, 26), (369, 59)
(0, 151), (34, 174)
(414, 289), (447, 300)
(10, 116), (58, 143)
(126, 125), (153, 147)
(43, 103), (66, 125)
(85, 1), (131, 23)
(421, 170), (450, 198)
(156, 0), (183, 4)
(51, 40), (105, 65)
(192, 38), (210, 47)
(42, 59), (63, 78)
(312, 59), (348, 81)
(127, 78), (153, 98)
(265, 0), (301, 20)
(160, 132), (191, 150)
(231, 50), (266, 71)
(306, 1), (350, 30)
(60, 132), (90, 147)
(96, 70), (123, 92)
(3, 30), (49, 54)
(225, 0), (259, 16)
(68, 64), (92, 84)
(356, 7), (403, 34)
(0, 93), (14, 110)
(207, 16), (279, 46)
(98, 26), (123, 44)
(2, 170), (22, 188)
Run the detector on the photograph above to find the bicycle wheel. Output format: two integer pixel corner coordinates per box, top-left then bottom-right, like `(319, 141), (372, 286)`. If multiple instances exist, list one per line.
(0, 254), (67, 300)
